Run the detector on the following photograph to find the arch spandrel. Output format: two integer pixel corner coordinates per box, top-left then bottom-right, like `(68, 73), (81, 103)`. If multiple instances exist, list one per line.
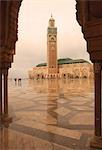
(0, 0), (22, 69)
(76, 0), (102, 61)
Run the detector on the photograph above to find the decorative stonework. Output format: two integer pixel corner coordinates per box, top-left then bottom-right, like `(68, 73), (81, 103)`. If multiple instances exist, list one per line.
(29, 62), (93, 79)
(0, 0), (22, 70)
(47, 15), (58, 74)
(76, 0), (102, 62)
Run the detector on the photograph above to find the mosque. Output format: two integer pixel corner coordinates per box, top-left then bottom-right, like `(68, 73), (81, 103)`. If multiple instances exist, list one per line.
(29, 15), (93, 79)
(1, 1), (102, 149)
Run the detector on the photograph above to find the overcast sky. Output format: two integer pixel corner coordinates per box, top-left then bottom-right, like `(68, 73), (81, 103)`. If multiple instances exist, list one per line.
(9, 0), (89, 78)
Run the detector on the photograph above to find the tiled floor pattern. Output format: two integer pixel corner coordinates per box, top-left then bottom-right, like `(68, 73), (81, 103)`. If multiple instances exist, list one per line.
(0, 79), (98, 150)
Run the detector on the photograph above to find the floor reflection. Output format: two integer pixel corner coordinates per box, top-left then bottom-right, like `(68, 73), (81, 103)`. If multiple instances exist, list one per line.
(28, 78), (93, 92)
(0, 79), (96, 150)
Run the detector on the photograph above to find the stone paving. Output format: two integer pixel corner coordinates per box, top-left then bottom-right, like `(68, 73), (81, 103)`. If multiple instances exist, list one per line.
(0, 79), (98, 150)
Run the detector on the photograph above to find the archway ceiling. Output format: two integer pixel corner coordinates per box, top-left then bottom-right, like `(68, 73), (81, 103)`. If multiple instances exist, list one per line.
(0, 0), (22, 69)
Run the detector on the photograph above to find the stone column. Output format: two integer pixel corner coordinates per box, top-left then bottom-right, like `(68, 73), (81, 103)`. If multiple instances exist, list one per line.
(1, 69), (12, 123)
(3, 70), (8, 118)
(0, 70), (2, 117)
(94, 63), (101, 136)
(90, 62), (102, 148)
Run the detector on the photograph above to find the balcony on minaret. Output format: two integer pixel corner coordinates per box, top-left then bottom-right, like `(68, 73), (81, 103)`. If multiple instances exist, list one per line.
(49, 15), (55, 27)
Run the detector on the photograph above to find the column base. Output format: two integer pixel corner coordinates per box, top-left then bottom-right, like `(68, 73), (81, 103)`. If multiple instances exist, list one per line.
(0, 114), (12, 125)
(90, 136), (102, 149)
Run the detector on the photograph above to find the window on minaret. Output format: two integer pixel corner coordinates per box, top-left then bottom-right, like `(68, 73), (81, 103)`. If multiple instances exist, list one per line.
(50, 21), (54, 27)
(51, 37), (54, 40)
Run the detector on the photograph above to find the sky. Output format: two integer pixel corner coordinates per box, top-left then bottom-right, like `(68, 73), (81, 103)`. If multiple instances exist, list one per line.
(9, 0), (89, 78)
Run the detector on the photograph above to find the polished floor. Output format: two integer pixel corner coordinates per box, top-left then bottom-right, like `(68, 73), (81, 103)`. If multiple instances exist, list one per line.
(0, 79), (97, 150)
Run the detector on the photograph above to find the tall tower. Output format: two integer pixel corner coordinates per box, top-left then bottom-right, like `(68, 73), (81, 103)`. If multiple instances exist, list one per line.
(47, 15), (58, 75)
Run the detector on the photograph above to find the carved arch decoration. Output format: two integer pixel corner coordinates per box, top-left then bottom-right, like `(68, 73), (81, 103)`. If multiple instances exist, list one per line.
(76, 0), (102, 61)
(0, 0), (22, 70)
(81, 68), (88, 78)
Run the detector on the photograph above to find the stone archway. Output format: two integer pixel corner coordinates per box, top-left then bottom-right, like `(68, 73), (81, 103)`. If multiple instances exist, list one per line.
(0, 0), (22, 123)
(0, 0), (102, 149)
(76, 1), (102, 148)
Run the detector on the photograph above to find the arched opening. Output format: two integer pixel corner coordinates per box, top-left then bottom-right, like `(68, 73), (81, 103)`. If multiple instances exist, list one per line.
(75, 75), (79, 79)
(37, 74), (40, 79)
(42, 75), (44, 79)
(63, 74), (66, 78)
(73, 69), (80, 79)
(83, 76), (87, 79)
(0, 0), (101, 149)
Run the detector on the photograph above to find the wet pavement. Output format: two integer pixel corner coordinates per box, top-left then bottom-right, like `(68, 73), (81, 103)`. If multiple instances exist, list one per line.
(0, 79), (98, 150)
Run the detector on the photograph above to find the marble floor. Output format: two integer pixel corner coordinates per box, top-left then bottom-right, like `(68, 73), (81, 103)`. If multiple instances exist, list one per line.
(0, 79), (98, 150)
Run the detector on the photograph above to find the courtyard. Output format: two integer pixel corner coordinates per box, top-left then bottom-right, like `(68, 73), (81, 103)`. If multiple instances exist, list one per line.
(0, 79), (97, 150)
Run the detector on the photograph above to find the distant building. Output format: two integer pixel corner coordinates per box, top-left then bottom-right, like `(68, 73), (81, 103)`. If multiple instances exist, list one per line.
(29, 16), (93, 79)
(29, 57), (93, 79)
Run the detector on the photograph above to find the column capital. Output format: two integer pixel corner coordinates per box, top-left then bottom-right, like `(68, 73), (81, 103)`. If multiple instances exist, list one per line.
(2, 69), (8, 75)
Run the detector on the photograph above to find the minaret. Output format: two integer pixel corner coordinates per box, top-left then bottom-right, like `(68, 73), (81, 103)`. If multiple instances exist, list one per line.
(47, 15), (58, 75)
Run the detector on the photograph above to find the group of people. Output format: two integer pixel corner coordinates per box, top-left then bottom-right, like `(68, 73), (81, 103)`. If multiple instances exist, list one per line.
(14, 78), (22, 86)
